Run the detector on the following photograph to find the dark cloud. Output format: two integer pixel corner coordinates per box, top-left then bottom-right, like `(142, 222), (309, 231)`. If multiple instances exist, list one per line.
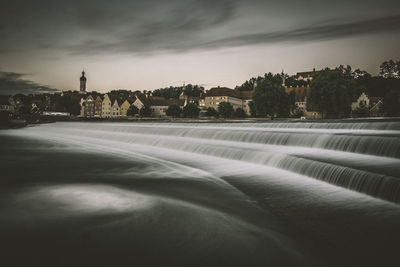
(200, 14), (400, 49)
(0, 71), (59, 95)
(0, 0), (400, 56)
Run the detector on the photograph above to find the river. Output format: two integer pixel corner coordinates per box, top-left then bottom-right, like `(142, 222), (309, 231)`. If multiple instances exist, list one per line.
(1, 120), (399, 266)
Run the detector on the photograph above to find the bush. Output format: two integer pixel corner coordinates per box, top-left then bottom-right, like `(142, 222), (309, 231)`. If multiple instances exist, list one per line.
(218, 102), (234, 118)
(127, 105), (139, 116)
(205, 107), (218, 117)
(182, 103), (200, 118)
(234, 108), (247, 118)
(166, 104), (182, 117)
(139, 105), (152, 117)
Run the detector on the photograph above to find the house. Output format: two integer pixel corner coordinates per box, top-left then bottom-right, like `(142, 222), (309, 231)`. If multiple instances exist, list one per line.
(120, 99), (131, 116)
(0, 95), (15, 113)
(131, 93), (148, 110)
(179, 92), (202, 106)
(131, 94), (185, 117)
(147, 97), (185, 117)
(111, 99), (121, 118)
(369, 97), (384, 117)
(295, 68), (321, 81)
(351, 92), (370, 111)
(238, 90), (253, 116)
(285, 86), (310, 113)
(102, 94), (112, 118)
(203, 87), (253, 115)
(94, 96), (103, 117)
(83, 95), (95, 117)
(79, 95), (95, 118)
(12, 94), (31, 113)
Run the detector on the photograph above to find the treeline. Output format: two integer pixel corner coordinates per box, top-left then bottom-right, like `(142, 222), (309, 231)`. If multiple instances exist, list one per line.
(236, 60), (400, 118)
(152, 84), (204, 99)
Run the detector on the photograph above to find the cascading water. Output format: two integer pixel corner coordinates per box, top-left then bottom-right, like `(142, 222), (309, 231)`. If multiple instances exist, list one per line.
(1, 120), (400, 266)
(8, 121), (400, 203)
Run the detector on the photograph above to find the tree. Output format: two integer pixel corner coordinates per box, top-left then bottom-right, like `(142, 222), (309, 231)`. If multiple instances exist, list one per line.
(380, 60), (400, 78)
(235, 77), (261, 91)
(139, 105), (152, 117)
(205, 107), (218, 117)
(383, 90), (400, 117)
(152, 86), (183, 99)
(234, 108), (247, 118)
(166, 104), (182, 117)
(252, 73), (286, 117)
(182, 103), (200, 118)
(248, 101), (256, 117)
(183, 84), (205, 97)
(308, 68), (357, 118)
(288, 90), (296, 114)
(127, 105), (139, 116)
(218, 102), (234, 118)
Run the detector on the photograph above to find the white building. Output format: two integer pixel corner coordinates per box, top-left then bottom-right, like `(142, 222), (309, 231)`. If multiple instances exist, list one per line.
(203, 87), (253, 115)
(102, 94), (112, 118)
(351, 92), (370, 111)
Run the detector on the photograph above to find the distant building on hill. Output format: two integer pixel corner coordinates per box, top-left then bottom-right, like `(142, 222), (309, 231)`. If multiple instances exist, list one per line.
(295, 68), (321, 81)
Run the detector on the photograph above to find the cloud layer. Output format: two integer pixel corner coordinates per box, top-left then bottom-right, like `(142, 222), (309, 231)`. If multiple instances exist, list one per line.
(0, 71), (59, 95)
(1, 0), (399, 56)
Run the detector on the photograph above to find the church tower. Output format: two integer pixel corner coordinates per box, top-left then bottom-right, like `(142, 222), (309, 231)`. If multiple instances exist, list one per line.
(80, 70), (87, 92)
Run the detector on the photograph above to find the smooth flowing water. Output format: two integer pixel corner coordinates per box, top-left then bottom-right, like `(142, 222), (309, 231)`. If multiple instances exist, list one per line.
(1, 120), (400, 266)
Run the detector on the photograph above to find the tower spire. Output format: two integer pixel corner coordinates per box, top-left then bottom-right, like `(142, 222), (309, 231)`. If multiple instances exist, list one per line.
(80, 69), (87, 92)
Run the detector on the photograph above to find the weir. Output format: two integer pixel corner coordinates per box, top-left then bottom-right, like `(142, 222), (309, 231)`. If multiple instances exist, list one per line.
(7, 120), (400, 204)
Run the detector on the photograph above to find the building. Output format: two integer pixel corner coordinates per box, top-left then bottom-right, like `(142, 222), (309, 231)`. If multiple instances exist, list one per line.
(0, 95), (15, 113)
(111, 99), (121, 118)
(80, 70), (87, 93)
(285, 86), (310, 113)
(202, 87), (253, 115)
(120, 100), (131, 116)
(80, 95), (95, 117)
(369, 97), (384, 117)
(102, 94), (112, 118)
(295, 68), (321, 81)
(238, 90), (253, 116)
(148, 98), (185, 117)
(131, 94), (185, 117)
(94, 96), (103, 117)
(351, 92), (370, 111)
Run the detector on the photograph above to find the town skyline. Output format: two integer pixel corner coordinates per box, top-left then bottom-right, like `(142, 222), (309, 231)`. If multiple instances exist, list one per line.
(1, 0), (400, 95)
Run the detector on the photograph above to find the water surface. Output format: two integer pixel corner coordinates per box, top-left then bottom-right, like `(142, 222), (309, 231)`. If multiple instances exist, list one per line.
(1, 120), (400, 266)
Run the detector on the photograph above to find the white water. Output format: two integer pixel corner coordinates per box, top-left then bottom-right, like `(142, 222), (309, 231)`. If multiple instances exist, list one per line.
(2, 120), (400, 266)
(7, 121), (400, 203)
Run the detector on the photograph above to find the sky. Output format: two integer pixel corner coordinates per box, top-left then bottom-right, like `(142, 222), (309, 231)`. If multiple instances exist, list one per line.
(0, 0), (400, 94)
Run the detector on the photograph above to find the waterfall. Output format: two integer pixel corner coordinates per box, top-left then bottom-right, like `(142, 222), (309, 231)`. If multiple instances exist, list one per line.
(6, 120), (400, 204)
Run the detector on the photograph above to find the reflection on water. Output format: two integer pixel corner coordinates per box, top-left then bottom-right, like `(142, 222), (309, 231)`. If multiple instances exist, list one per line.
(0, 120), (400, 266)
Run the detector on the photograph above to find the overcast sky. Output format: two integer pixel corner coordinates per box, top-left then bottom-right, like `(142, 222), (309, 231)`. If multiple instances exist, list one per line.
(1, 0), (400, 94)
